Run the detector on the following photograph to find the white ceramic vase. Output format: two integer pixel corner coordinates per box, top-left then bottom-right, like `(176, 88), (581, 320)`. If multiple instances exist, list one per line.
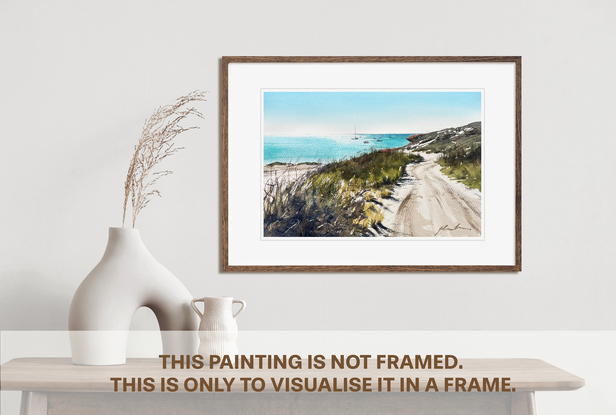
(191, 296), (246, 363)
(68, 227), (199, 365)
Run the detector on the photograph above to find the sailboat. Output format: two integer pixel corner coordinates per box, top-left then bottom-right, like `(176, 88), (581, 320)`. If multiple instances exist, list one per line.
(352, 125), (359, 140)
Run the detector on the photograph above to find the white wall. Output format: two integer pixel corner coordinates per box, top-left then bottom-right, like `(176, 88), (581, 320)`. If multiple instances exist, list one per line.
(1, 1), (615, 331)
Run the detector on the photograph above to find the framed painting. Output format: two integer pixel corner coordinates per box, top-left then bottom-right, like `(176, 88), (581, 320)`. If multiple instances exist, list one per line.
(222, 56), (521, 272)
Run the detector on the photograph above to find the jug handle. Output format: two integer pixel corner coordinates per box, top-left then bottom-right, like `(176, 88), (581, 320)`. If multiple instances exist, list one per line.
(233, 299), (246, 319)
(191, 298), (204, 318)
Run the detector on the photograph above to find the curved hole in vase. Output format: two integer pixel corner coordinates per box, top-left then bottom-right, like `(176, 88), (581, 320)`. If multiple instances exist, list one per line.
(126, 306), (163, 358)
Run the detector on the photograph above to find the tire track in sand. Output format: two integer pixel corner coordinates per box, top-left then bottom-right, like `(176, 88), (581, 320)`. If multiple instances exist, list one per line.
(382, 152), (481, 237)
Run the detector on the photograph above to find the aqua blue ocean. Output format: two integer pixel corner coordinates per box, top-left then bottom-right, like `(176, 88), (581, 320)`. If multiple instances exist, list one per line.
(263, 134), (413, 164)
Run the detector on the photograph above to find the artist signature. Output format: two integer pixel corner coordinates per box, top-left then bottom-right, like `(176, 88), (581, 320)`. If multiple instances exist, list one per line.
(434, 223), (471, 236)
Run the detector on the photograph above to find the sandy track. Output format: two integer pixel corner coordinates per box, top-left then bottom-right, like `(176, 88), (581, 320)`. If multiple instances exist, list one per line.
(382, 153), (482, 237)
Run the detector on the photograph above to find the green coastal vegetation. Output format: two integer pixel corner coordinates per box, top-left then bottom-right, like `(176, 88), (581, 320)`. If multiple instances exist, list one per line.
(436, 143), (481, 191)
(415, 121), (481, 154)
(263, 150), (422, 237)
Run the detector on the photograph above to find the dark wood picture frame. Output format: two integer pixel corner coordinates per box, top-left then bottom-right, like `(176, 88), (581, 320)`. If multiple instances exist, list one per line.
(222, 56), (521, 272)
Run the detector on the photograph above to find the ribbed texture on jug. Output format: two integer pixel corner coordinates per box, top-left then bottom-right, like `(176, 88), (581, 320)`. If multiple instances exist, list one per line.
(198, 331), (239, 361)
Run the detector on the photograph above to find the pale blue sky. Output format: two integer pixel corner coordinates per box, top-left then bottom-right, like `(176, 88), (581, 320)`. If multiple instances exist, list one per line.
(263, 91), (482, 136)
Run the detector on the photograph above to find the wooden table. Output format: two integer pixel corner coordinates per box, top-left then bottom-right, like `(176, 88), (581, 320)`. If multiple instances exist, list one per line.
(0, 358), (584, 415)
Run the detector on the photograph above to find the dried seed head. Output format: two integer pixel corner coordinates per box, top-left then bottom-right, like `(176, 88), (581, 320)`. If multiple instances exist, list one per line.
(122, 91), (207, 228)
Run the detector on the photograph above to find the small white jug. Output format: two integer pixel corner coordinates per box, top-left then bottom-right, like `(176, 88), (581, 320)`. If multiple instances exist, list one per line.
(190, 296), (246, 363)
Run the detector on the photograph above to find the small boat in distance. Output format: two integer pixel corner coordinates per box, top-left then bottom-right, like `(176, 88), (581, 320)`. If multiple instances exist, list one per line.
(363, 140), (370, 144)
(352, 125), (359, 140)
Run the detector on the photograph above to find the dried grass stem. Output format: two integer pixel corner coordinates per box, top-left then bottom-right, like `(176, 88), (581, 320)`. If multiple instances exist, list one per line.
(122, 91), (206, 227)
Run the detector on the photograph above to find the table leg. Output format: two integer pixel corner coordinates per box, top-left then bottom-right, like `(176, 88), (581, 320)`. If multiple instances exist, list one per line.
(511, 392), (536, 415)
(19, 392), (48, 415)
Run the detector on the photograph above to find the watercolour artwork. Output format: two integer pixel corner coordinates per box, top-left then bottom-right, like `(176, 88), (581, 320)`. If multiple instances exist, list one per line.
(262, 90), (483, 238)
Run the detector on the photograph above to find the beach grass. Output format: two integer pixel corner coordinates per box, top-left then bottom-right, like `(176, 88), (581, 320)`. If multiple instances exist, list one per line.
(437, 143), (481, 191)
(317, 150), (422, 188)
(263, 150), (423, 237)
